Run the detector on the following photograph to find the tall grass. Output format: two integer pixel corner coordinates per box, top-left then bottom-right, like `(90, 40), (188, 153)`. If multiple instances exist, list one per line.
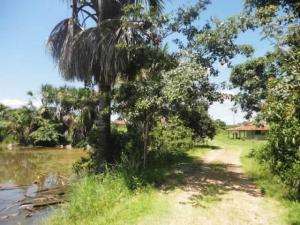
(45, 172), (168, 225)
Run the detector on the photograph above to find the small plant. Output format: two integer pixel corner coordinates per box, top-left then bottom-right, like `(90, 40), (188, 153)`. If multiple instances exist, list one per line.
(191, 183), (223, 208)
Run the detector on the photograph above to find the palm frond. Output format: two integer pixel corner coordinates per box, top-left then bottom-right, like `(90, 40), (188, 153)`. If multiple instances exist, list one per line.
(48, 0), (165, 87)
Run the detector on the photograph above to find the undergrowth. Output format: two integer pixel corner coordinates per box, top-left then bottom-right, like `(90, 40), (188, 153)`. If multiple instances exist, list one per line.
(44, 172), (168, 225)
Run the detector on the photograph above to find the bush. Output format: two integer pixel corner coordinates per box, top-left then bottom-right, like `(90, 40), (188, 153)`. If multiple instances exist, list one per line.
(257, 78), (300, 199)
(214, 119), (227, 130)
(30, 121), (63, 147)
(0, 121), (7, 142)
(256, 123), (300, 199)
(150, 117), (194, 153)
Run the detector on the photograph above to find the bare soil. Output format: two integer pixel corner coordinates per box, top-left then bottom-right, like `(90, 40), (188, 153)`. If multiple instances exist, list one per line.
(139, 148), (285, 225)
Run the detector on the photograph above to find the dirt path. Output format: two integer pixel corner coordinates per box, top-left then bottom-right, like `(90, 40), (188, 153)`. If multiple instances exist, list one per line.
(140, 148), (285, 225)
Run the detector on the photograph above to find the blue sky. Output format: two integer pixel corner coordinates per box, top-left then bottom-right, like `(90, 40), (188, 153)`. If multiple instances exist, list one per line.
(0, 0), (272, 124)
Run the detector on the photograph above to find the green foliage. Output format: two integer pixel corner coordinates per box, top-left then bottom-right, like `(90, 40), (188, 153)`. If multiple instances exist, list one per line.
(150, 117), (194, 153)
(161, 60), (218, 139)
(246, 149), (300, 225)
(256, 76), (300, 198)
(196, 16), (254, 67)
(162, 1), (254, 75)
(6, 107), (36, 145)
(162, 60), (217, 104)
(30, 121), (62, 147)
(178, 106), (216, 140)
(214, 119), (227, 130)
(0, 86), (99, 147)
(45, 173), (166, 225)
(114, 58), (218, 167)
(40, 85), (98, 147)
(0, 104), (9, 142)
(221, 0), (300, 199)
(230, 56), (277, 117)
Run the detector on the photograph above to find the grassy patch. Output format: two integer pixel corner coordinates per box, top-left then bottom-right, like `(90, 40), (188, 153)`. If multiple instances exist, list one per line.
(45, 173), (168, 225)
(190, 183), (224, 208)
(211, 131), (265, 152)
(188, 146), (212, 158)
(209, 162), (227, 173)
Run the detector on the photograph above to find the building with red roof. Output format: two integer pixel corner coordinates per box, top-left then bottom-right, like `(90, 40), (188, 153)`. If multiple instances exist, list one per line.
(227, 122), (269, 139)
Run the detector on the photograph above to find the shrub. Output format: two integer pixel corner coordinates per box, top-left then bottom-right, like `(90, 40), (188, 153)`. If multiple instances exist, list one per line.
(150, 117), (194, 153)
(30, 121), (63, 147)
(257, 78), (300, 199)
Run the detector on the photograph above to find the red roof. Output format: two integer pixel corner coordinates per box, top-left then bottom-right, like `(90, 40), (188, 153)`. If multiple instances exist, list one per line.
(112, 120), (126, 126)
(227, 122), (269, 131)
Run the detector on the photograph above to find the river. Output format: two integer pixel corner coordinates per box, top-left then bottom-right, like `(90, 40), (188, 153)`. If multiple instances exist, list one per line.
(0, 146), (85, 225)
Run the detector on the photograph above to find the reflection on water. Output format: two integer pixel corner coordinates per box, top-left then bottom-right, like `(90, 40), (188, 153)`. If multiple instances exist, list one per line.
(0, 147), (85, 186)
(0, 146), (85, 225)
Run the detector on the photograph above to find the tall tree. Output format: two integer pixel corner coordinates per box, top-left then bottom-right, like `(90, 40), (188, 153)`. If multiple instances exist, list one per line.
(226, 0), (299, 197)
(47, 0), (163, 166)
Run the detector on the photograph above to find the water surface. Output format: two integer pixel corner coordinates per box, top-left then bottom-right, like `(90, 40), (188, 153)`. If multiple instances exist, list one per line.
(0, 146), (85, 225)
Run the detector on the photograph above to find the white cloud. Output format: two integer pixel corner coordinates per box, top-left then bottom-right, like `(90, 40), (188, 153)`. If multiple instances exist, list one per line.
(0, 98), (245, 125)
(209, 100), (246, 125)
(31, 99), (42, 108)
(0, 99), (27, 108)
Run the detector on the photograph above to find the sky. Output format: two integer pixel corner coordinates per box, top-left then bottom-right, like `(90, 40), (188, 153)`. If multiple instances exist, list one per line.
(0, 0), (272, 124)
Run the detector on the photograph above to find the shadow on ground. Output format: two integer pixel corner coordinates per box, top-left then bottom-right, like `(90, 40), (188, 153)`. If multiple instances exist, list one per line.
(159, 145), (261, 208)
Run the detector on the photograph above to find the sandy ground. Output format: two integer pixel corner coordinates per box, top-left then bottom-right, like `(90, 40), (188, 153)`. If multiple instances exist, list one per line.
(139, 148), (285, 225)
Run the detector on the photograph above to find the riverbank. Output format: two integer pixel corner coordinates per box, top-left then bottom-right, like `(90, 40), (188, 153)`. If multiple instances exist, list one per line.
(0, 147), (85, 225)
(44, 133), (300, 225)
(45, 174), (168, 225)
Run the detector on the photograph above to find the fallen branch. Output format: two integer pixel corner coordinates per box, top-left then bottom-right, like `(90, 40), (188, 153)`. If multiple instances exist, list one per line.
(0, 185), (30, 191)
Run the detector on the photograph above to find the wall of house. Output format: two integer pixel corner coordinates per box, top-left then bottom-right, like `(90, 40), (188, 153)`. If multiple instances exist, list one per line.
(245, 131), (268, 140)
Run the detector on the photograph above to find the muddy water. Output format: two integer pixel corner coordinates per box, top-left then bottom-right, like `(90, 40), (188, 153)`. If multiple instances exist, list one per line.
(0, 146), (85, 225)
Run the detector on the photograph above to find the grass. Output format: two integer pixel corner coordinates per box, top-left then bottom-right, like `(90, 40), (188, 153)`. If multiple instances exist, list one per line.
(190, 183), (223, 208)
(212, 131), (300, 225)
(45, 172), (168, 225)
(45, 133), (299, 225)
(241, 150), (300, 225)
(44, 146), (211, 225)
(211, 131), (265, 152)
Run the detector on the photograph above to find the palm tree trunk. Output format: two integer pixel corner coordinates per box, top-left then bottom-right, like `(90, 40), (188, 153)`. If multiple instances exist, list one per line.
(92, 84), (113, 168)
(143, 119), (150, 168)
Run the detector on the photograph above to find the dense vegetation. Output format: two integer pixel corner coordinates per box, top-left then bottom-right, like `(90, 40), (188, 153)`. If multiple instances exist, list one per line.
(1, 0), (242, 167)
(226, 0), (300, 198)
(0, 86), (98, 147)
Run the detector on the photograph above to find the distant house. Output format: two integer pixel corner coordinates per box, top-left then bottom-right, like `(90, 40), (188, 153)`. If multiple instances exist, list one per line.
(112, 119), (126, 127)
(227, 122), (269, 139)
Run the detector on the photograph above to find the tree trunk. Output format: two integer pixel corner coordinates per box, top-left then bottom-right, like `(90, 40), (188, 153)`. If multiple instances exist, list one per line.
(92, 85), (113, 169)
(143, 118), (150, 168)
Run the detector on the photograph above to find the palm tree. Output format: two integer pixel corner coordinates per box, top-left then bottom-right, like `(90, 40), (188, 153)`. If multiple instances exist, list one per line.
(47, 0), (163, 166)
